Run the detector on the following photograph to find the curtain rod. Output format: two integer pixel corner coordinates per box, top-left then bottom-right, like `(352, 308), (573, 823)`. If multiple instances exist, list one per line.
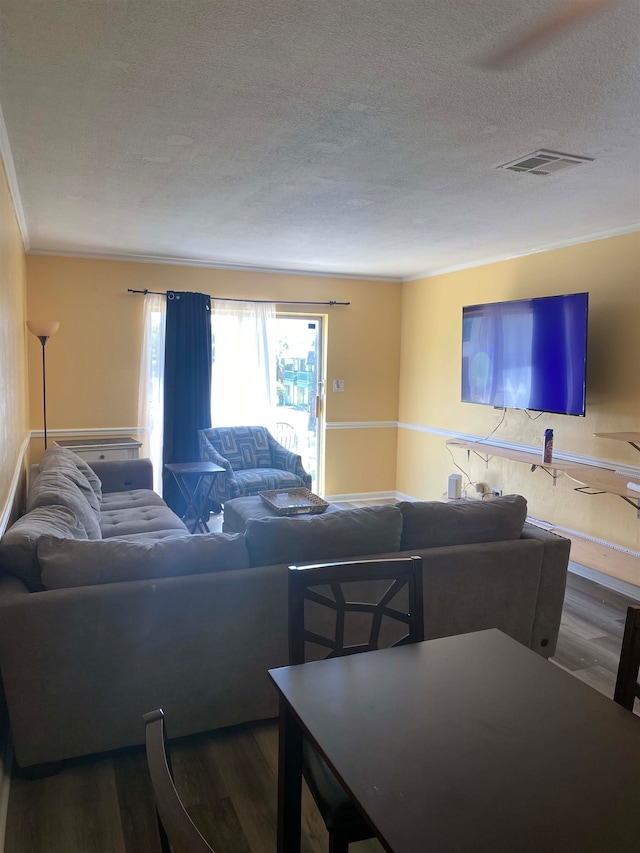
(127, 288), (350, 306)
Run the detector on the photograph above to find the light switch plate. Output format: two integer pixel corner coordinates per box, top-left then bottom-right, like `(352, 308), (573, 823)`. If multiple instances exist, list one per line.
(333, 379), (345, 392)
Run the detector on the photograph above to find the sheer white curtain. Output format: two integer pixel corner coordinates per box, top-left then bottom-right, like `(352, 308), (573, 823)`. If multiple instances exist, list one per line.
(138, 293), (166, 493)
(211, 300), (277, 428)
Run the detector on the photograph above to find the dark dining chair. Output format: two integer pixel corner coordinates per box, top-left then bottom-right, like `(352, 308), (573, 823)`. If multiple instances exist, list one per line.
(614, 605), (640, 711)
(287, 556), (424, 853)
(143, 709), (215, 853)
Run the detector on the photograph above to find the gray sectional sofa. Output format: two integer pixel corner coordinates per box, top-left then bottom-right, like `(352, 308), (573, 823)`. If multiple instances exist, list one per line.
(0, 448), (570, 768)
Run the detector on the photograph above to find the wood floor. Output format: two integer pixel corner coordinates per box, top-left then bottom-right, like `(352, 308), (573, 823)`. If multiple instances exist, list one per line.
(4, 570), (638, 853)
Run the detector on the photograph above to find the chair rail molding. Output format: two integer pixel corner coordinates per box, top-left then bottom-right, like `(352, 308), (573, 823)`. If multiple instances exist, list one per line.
(0, 433), (30, 538)
(30, 427), (148, 439)
(326, 421), (398, 430)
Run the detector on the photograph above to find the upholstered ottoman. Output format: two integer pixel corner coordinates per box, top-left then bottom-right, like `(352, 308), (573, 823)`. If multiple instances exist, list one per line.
(222, 495), (343, 534)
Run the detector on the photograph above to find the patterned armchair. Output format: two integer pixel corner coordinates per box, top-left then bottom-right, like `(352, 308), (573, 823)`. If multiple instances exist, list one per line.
(198, 425), (312, 506)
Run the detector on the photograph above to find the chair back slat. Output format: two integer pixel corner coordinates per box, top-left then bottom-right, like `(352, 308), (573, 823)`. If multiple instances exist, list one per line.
(614, 605), (640, 711)
(288, 556), (424, 665)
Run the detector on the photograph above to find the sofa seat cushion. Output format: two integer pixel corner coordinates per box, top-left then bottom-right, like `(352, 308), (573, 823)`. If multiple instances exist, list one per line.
(233, 468), (309, 496)
(100, 506), (187, 538)
(0, 506), (89, 589)
(244, 504), (403, 567)
(399, 494), (528, 551)
(38, 532), (250, 589)
(27, 470), (101, 539)
(100, 489), (166, 511)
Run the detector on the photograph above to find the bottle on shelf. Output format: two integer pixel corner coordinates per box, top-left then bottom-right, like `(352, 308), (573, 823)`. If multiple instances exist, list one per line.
(542, 429), (554, 464)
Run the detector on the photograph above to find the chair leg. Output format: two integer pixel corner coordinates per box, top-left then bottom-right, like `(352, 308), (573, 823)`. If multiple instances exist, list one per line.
(328, 831), (349, 853)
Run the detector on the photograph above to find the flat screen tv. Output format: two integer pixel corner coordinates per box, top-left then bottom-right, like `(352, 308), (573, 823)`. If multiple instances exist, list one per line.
(461, 292), (589, 416)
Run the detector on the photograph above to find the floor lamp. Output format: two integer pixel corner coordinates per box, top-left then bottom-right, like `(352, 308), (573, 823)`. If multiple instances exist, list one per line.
(26, 320), (60, 450)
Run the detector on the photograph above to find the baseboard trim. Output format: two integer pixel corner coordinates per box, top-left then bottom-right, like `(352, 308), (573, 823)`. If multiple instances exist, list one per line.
(325, 490), (398, 503)
(568, 561), (640, 602)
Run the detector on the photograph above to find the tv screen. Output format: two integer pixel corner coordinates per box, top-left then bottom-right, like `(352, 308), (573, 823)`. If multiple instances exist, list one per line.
(461, 292), (589, 416)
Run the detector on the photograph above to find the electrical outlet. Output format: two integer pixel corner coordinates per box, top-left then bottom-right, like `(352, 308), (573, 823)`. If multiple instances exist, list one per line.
(333, 379), (345, 392)
(491, 488), (502, 497)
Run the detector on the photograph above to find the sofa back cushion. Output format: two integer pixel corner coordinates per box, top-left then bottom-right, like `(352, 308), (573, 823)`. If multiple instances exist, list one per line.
(34, 457), (101, 516)
(38, 446), (102, 501)
(398, 494), (527, 551)
(0, 506), (89, 589)
(244, 504), (403, 567)
(27, 470), (101, 539)
(38, 531), (250, 589)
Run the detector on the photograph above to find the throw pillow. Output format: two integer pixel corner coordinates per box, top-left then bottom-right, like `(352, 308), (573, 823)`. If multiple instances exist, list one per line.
(244, 504), (403, 567)
(0, 505), (89, 589)
(398, 494), (527, 551)
(27, 470), (102, 539)
(39, 532), (250, 589)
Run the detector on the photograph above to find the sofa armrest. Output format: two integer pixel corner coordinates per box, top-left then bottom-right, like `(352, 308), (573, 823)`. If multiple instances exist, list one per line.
(520, 523), (571, 657)
(89, 458), (154, 493)
(198, 433), (233, 474)
(0, 570), (31, 599)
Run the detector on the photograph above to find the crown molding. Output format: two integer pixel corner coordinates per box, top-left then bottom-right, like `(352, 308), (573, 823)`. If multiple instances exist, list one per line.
(403, 224), (640, 282)
(29, 225), (639, 283)
(0, 104), (29, 250)
(26, 248), (401, 282)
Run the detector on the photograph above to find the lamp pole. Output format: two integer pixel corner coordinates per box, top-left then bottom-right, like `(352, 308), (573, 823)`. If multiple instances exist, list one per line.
(26, 320), (60, 451)
(37, 335), (49, 448)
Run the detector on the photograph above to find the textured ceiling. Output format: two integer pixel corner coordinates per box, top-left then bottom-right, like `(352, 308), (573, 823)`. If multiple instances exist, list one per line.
(0, 0), (639, 279)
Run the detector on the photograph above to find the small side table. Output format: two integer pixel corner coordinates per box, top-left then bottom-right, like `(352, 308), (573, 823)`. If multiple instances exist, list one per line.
(164, 462), (225, 534)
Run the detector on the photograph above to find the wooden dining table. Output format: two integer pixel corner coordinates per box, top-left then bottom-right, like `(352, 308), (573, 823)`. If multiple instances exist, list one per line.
(269, 629), (640, 853)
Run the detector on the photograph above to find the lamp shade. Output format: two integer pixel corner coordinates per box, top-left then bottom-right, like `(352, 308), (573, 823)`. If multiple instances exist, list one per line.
(26, 320), (60, 338)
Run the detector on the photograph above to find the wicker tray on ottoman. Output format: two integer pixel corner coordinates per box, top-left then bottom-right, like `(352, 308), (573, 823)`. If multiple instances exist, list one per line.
(258, 488), (329, 516)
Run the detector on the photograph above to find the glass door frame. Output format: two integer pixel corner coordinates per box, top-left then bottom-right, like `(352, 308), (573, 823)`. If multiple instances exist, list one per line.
(276, 311), (327, 495)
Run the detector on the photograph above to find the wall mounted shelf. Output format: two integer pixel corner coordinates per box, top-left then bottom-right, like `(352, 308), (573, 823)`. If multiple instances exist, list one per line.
(565, 468), (640, 519)
(445, 439), (608, 487)
(594, 432), (640, 454)
(446, 438), (640, 518)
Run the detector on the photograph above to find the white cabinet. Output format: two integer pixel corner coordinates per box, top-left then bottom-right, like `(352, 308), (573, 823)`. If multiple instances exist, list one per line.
(54, 437), (141, 462)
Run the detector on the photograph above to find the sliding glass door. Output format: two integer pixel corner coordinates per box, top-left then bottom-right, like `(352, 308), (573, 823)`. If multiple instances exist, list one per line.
(273, 315), (324, 492)
(210, 308), (325, 493)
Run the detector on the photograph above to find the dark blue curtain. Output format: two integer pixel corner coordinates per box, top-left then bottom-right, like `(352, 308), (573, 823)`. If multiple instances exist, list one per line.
(162, 291), (212, 514)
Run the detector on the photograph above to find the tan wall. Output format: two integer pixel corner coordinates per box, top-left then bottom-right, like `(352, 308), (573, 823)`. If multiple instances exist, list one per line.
(0, 159), (28, 529)
(398, 231), (640, 553)
(25, 256), (402, 495)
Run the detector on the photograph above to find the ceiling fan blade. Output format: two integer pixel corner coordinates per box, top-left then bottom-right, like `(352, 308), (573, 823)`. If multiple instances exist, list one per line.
(482, 0), (621, 68)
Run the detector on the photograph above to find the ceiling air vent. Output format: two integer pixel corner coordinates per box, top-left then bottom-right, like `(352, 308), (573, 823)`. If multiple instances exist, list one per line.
(498, 150), (594, 176)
